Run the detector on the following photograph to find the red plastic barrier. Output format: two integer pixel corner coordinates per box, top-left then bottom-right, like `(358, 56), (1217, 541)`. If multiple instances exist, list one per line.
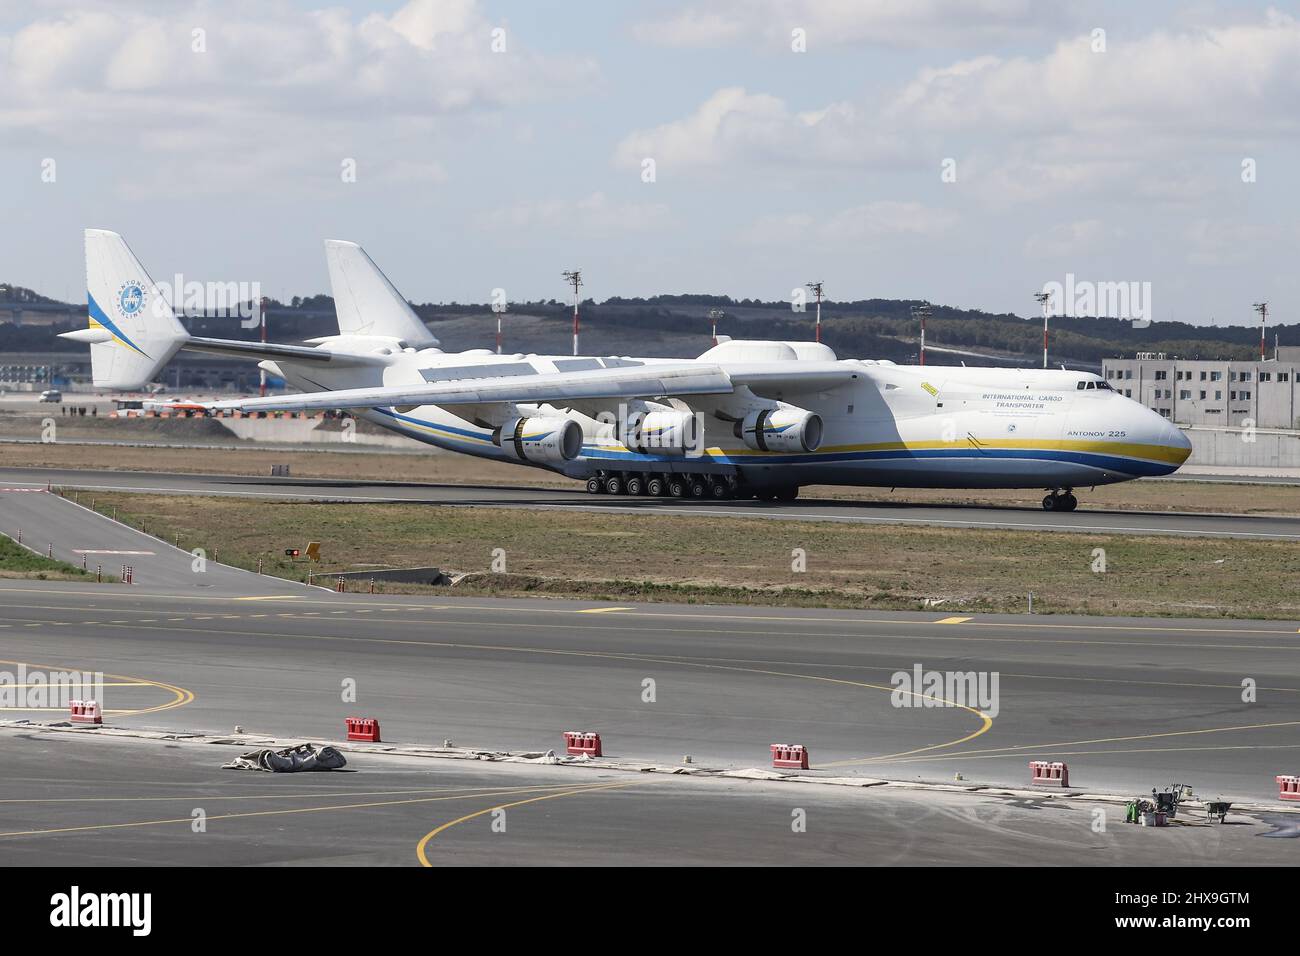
(346, 717), (381, 742)
(1029, 760), (1070, 787)
(563, 731), (602, 757)
(1277, 775), (1300, 800)
(70, 699), (102, 725)
(770, 743), (810, 770)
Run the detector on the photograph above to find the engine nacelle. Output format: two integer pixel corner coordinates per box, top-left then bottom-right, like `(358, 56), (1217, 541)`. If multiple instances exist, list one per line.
(734, 405), (823, 453)
(496, 416), (584, 464)
(621, 409), (701, 456)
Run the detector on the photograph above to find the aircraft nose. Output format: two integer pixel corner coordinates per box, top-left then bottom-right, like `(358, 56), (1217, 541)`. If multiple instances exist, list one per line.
(1166, 419), (1193, 462)
(1132, 403), (1192, 471)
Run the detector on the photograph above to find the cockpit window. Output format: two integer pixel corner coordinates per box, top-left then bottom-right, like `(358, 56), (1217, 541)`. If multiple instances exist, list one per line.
(1098, 381), (1112, 390)
(1076, 381), (1087, 389)
(1086, 381), (1096, 389)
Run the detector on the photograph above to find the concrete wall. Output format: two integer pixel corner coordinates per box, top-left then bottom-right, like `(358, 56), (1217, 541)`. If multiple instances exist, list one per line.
(1184, 426), (1300, 468)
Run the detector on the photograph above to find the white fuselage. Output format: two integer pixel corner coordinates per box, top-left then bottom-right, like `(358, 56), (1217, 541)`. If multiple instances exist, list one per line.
(267, 343), (1192, 491)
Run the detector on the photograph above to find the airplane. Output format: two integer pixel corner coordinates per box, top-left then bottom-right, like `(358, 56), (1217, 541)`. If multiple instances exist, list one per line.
(62, 229), (1192, 511)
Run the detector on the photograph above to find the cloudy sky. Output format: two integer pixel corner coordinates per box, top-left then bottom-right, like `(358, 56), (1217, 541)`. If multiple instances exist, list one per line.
(1, 0), (1297, 327)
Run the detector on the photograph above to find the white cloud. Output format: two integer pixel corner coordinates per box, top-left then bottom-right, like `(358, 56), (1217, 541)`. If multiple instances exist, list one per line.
(620, 10), (1300, 204)
(0, 0), (596, 192)
(1022, 219), (1111, 258)
(614, 86), (906, 173)
(890, 11), (1300, 138)
(632, 0), (1060, 50)
(743, 201), (957, 246)
(480, 192), (671, 236)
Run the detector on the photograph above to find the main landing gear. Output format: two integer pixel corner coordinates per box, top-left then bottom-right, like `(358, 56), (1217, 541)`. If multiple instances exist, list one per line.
(585, 470), (739, 500)
(1041, 489), (1078, 512)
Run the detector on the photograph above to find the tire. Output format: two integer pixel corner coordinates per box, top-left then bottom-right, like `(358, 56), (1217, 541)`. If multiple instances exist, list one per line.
(668, 479), (686, 498)
(1060, 493), (1078, 512)
(710, 481), (730, 499)
(776, 486), (799, 502)
(690, 478), (708, 498)
(647, 477), (666, 497)
(605, 476), (623, 495)
(586, 477), (603, 494)
(626, 476), (644, 496)
(1042, 493), (1058, 511)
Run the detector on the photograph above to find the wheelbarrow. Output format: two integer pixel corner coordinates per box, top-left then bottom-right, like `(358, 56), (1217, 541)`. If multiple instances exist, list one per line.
(1205, 801), (1231, 824)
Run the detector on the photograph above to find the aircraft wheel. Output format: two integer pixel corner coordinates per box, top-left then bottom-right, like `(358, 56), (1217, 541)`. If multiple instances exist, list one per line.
(1060, 492), (1078, 512)
(1041, 493), (1058, 511)
(626, 476), (645, 496)
(586, 476), (604, 494)
(605, 475), (623, 495)
(709, 481), (731, 500)
(668, 478), (687, 498)
(689, 478), (708, 498)
(775, 486), (799, 502)
(646, 477), (666, 497)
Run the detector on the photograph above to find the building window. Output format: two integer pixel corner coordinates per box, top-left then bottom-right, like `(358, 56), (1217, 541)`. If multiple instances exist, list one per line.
(1242, 390), (1251, 400)
(1210, 371), (1222, 381)
(1241, 372), (1251, 382)
(1230, 391), (1237, 400)
(1280, 373), (1291, 382)
(1179, 390), (1191, 400)
(1261, 372), (1272, 382)
(1199, 390), (1207, 400)
(1125, 370), (1133, 379)
(1155, 370), (1167, 380)
(1230, 371), (1238, 381)
(1125, 389), (1132, 397)
(1200, 371), (1208, 380)
(1215, 390), (1222, 400)
(1158, 408), (1171, 417)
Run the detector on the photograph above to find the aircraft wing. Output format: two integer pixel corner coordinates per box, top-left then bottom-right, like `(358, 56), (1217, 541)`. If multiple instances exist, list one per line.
(210, 362), (737, 412)
(209, 360), (863, 413)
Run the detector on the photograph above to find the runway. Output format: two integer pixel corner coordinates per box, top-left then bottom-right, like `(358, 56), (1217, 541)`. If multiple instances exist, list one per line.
(7, 732), (1295, 866)
(3, 582), (1297, 792)
(1, 466), (1297, 540)
(2, 471), (1299, 864)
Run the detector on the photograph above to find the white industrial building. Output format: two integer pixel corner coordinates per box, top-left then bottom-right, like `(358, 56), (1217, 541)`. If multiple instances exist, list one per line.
(1102, 347), (1300, 430)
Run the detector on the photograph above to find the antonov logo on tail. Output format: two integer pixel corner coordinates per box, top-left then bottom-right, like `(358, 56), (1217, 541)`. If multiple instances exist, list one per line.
(117, 281), (145, 317)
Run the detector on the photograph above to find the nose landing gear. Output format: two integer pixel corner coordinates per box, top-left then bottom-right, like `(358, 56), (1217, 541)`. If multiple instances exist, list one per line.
(1042, 489), (1078, 512)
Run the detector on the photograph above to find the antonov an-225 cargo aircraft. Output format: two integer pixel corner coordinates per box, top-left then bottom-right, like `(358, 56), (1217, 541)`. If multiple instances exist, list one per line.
(63, 229), (1192, 511)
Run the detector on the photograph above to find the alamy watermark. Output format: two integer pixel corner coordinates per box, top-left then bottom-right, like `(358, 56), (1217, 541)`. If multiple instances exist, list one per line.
(1040, 273), (1152, 329)
(891, 664), (999, 718)
(150, 273), (263, 328)
(0, 664), (104, 709)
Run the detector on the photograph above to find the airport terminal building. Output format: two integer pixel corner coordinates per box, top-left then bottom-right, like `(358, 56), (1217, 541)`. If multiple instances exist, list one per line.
(1103, 347), (1300, 430)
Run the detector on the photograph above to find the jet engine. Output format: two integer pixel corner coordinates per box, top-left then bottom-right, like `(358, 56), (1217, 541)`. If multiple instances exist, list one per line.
(495, 416), (584, 464)
(733, 404), (823, 453)
(621, 409), (701, 456)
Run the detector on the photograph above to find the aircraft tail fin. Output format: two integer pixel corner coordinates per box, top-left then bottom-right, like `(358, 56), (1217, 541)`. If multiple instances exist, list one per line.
(70, 229), (189, 389)
(324, 240), (438, 348)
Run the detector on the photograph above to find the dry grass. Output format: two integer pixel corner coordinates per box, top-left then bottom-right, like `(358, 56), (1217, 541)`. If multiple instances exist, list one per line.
(85, 491), (1300, 619)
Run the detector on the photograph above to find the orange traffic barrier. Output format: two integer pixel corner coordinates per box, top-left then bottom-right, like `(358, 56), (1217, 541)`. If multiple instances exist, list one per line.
(770, 744), (810, 770)
(563, 731), (602, 757)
